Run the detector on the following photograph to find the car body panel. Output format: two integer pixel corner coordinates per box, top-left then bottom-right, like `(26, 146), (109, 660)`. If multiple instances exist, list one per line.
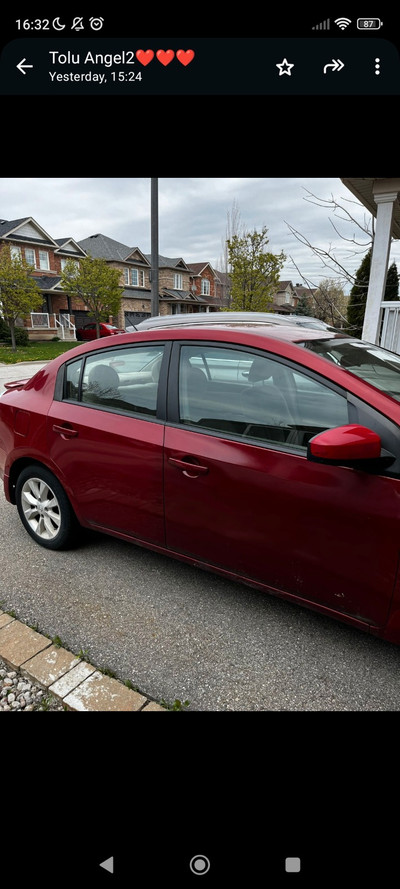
(3, 322), (400, 644)
(46, 400), (165, 543)
(163, 423), (399, 627)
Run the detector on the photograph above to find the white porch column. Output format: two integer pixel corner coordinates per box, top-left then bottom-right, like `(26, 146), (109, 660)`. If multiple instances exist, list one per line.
(362, 190), (398, 343)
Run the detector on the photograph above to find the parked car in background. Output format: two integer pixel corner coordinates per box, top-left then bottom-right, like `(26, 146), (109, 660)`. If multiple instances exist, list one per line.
(125, 311), (341, 333)
(77, 322), (125, 341)
(2, 320), (400, 645)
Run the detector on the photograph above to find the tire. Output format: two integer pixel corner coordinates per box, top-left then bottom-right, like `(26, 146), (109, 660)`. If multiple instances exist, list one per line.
(15, 465), (78, 550)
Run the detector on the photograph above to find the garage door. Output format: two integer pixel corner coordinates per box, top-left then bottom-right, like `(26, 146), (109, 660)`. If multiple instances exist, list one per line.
(125, 312), (151, 327)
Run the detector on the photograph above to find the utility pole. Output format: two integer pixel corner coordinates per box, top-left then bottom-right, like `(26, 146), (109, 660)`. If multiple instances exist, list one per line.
(151, 178), (159, 316)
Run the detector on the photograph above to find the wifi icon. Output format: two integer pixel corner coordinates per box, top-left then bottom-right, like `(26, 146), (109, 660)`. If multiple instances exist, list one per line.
(335, 17), (352, 29)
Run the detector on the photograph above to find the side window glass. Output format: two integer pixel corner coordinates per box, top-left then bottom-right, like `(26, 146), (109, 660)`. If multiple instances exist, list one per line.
(68, 345), (164, 416)
(178, 345), (349, 449)
(65, 359), (83, 401)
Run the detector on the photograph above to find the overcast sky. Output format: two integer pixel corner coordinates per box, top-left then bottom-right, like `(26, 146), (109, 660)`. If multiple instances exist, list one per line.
(1, 177), (399, 293)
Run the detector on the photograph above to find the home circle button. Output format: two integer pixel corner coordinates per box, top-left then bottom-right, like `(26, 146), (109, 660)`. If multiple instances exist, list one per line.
(189, 855), (211, 875)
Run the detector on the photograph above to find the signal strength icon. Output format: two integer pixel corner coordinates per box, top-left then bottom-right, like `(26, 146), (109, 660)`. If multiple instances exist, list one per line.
(312, 18), (330, 30)
(335, 17), (352, 29)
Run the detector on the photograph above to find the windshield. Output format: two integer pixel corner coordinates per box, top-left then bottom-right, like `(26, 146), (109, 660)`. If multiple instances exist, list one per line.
(300, 337), (400, 401)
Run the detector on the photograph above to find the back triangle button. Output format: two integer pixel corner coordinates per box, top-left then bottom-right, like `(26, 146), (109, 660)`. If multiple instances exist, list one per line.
(100, 856), (114, 874)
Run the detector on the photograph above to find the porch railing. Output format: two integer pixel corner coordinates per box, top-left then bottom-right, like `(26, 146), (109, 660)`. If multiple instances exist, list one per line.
(55, 313), (76, 340)
(30, 312), (50, 328)
(29, 312), (76, 339)
(379, 302), (400, 353)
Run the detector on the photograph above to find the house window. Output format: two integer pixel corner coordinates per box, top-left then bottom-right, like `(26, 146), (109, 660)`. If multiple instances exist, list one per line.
(130, 269), (145, 286)
(39, 250), (49, 270)
(25, 248), (35, 266)
(10, 246), (22, 261)
(124, 268), (145, 287)
(61, 258), (79, 272)
(201, 279), (210, 296)
(174, 273), (183, 290)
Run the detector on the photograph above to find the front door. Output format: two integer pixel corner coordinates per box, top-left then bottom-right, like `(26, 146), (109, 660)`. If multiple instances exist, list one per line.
(164, 342), (400, 627)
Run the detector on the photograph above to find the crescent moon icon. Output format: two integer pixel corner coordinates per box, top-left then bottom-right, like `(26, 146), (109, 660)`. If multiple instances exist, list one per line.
(52, 17), (66, 30)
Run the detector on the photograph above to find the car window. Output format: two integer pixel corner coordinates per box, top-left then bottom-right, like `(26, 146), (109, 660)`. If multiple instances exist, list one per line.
(63, 344), (164, 416)
(301, 337), (400, 401)
(178, 345), (349, 449)
(65, 358), (83, 401)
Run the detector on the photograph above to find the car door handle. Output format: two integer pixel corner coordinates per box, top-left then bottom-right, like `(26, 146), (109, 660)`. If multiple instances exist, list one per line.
(52, 424), (79, 439)
(168, 457), (209, 477)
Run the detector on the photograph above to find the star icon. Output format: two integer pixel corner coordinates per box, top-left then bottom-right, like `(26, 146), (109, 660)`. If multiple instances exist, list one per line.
(276, 58), (294, 76)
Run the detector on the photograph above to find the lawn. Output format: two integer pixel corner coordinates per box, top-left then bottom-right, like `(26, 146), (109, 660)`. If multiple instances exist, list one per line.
(0, 341), (81, 364)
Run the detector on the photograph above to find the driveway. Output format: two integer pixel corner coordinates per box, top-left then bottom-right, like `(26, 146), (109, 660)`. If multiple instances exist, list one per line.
(1, 359), (400, 710)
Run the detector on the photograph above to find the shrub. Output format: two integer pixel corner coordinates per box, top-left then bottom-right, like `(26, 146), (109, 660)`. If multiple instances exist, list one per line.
(0, 317), (29, 346)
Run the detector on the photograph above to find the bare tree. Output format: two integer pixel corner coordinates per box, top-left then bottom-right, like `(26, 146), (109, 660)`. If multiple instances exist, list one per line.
(286, 187), (375, 291)
(284, 187), (380, 327)
(217, 199), (245, 273)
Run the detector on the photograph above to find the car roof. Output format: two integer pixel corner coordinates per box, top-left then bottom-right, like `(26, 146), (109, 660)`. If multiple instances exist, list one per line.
(132, 312), (337, 332)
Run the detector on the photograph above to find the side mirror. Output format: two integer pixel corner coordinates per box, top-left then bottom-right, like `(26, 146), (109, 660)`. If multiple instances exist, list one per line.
(307, 424), (395, 471)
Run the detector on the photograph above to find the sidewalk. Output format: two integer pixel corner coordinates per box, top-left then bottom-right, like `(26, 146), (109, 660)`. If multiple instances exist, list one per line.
(0, 611), (166, 711)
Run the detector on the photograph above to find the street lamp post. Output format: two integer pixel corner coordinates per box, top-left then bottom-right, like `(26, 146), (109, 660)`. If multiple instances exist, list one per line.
(151, 178), (159, 316)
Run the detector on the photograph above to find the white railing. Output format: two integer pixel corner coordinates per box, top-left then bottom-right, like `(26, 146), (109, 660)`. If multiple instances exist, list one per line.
(55, 313), (76, 340)
(30, 312), (50, 328)
(379, 302), (400, 353)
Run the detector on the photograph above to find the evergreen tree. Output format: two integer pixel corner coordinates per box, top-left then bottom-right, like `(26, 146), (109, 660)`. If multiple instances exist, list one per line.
(347, 250), (399, 337)
(294, 292), (311, 316)
(383, 262), (400, 302)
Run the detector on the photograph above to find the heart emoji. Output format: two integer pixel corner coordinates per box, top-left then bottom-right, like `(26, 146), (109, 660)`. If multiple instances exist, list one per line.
(136, 49), (154, 66)
(156, 49), (175, 66)
(176, 49), (195, 66)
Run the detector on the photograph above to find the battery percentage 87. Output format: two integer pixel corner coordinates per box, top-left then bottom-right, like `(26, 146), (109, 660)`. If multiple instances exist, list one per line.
(357, 19), (383, 29)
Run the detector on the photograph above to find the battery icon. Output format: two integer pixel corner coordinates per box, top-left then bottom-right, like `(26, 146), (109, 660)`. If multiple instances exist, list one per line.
(357, 18), (383, 29)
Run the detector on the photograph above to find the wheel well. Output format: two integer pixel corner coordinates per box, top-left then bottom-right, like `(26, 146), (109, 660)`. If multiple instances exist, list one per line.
(8, 459), (53, 504)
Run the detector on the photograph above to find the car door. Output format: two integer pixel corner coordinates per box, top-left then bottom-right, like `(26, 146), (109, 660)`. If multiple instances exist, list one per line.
(163, 341), (400, 628)
(47, 342), (167, 544)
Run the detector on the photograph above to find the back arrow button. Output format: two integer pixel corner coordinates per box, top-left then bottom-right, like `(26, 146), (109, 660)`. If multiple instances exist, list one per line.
(17, 59), (34, 75)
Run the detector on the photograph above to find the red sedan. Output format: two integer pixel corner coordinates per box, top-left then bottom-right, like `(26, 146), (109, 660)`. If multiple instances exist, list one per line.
(2, 319), (400, 645)
(76, 322), (125, 340)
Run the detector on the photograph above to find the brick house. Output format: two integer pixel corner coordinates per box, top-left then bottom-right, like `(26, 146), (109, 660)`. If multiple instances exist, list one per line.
(1, 218), (232, 339)
(0, 217), (87, 339)
(78, 233), (224, 326)
(187, 262), (228, 310)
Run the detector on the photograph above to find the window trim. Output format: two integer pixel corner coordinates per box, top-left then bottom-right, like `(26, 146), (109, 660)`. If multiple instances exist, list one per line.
(167, 340), (353, 455)
(174, 273), (183, 290)
(56, 341), (172, 422)
(38, 249), (49, 270)
(25, 247), (36, 267)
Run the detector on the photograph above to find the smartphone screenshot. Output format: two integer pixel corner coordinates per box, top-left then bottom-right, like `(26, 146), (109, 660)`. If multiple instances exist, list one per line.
(1, 9), (398, 886)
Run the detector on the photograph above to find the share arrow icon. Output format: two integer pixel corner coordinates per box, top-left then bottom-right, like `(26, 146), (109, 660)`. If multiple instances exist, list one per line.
(323, 58), (345, 74)
(100, 856), (114, 874)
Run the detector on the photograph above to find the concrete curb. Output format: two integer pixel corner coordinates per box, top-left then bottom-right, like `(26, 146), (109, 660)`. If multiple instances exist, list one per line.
(0, 611), (167, 711)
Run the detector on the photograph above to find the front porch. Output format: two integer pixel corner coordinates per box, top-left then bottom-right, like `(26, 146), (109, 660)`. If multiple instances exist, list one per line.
(26, 312), (77, 341)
